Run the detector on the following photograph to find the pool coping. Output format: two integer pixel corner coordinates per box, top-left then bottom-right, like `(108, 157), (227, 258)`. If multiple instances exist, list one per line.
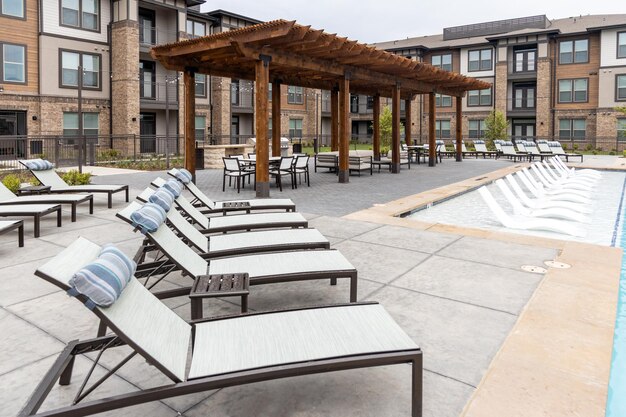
(343, 164), (622, 417)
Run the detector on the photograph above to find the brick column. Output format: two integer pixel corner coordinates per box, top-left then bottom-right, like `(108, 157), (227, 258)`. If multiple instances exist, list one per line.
(111, 21), (139, 137)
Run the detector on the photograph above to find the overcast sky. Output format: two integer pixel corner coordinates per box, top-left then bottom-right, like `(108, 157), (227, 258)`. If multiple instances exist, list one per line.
(202, 0), (625, 44)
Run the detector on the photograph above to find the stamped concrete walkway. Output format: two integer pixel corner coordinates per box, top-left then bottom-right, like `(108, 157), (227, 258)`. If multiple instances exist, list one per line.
(0, 158), (614, 417)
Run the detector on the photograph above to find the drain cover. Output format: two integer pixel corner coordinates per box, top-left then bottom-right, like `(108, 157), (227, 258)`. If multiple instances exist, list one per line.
(521, 265), (547, 274)
(544, 260), (571, 269)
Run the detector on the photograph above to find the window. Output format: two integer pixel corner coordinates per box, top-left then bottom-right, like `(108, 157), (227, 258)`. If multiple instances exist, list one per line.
(468, 120), (485, 138)
(435, 120), (450, 138)
(467, 88), (492, 106)
(63, 112), (99, 140)
(468, 48), (492, 71)
(513, 85), (535, 109)
(435, 94), (452, 107)
(195, 116), (205, 141)
(61, 0), (99, 31)
(514, 49), (536, 72)
(138, 9), (155, 45)
(617, 75), (626, 101)
(366, 96), (374, 109)
(559, 39), (588, 64)
(231, 80), (239, 105)
(186, 20), (206, 38)
(61, 50), (100, 89)
(288, 86), (303, 104)
(195, 73), (206, 97)
(1, 0), (24, 18)
(350, 94), (359, 113)
(1, 43), (25, 83)
(431, 54), (452, 71)
(289, 119), (302, 138)
(558, 79), (587, 103)
(139, 60), (155, 99)
(618, 119), (626, 140)
(268, 82), (272, 101)
(619, 32), (626, 59)
(559, 119), (586, 140)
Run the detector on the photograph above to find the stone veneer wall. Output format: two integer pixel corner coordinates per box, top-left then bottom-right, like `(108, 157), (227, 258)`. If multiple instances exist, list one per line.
(494, 62), (508, 116)
(535, 58), (552, 137)
(211, 76), (232, 142)
(111, 21), (139, 137)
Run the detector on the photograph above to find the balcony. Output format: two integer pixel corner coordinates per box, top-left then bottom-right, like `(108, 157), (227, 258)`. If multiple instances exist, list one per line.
(507, 51), (537, 80)
(231, 88), (254, 112)
(139, 25), (177, 48)
(140, 81), (179, 110)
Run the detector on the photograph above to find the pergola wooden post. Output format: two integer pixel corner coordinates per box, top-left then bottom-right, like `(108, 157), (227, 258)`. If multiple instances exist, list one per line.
(405, 96), (413, 147)
(255, 55), (271, 197)
(183, 68), (196, 180)
(428, 92), (436, 167)
(455, 96), (463, 162)
(373, 94), (381, 161)
(338, 75), (350, 183)
(330, 88), (339, 152)
(272, 79), (282, 157)
(391, 83), (401, 173)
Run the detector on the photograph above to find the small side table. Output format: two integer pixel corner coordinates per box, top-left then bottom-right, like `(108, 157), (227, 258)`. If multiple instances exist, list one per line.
(17, 185), (51, 196)
(190, 273), (250, 320)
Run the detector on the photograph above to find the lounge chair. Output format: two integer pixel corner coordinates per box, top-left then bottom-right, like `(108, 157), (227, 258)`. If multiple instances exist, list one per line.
(151, 179), (308, 234)
(546, 141), (583, 162)
(472, 140), (499, 159)
(500, 141), (530, 162)
(532, 163), (592, 192)
(436, 140), (455, 159)
(23, 237), (422, 417)
(478, 186), (586, 237)
(494, 179), (589, 223)
(457, 141), (478, 158)
(167, 168), (296, 214)
(549, 157), (600, 179)
(0, 181), (93, 222)
(19, 160), (129, 208)
(541, 160), (596, 187)
(516, 169), (591, 204)
(536, 140), (553, 154)
(522, 141), (550, 161)
(0, 204), (61, 237)
(125, 197), (329, 259)
(117, 203), (358, 303)
(505, 174), (591, 214)
(0, 220), (24, 247)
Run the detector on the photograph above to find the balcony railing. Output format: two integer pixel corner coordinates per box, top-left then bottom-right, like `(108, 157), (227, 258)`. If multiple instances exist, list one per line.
(508, 59), (537, 76)
(231, 88), (254, 109)
(139, 25), (177, 46)
(140, 81), (178, 103)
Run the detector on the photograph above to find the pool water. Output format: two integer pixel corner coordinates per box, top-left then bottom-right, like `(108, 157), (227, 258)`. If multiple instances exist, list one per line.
(406, 170), (626, 414)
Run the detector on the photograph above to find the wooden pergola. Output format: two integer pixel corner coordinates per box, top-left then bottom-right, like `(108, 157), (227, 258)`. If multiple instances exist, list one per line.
(152, 20), (491, 197)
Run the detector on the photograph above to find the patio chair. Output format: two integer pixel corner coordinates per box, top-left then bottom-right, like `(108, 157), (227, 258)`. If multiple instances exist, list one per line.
(23, 237), (422, 417)
(292, 154), (311, 187)
(269, 156), (295, 191)
(222, 157), (253, 193)
(315, 152), (339, 173)
(117, 203), (358, 304)
(436, 140), (454, 160)
(504, 174), (591, 214)
(166, 169), (296, 214)
(349, 155), (373, 176)
(387, 150), (411, 169)
(0, 204), (62, 237)
(458, 141), (478, 158)
(500, 141), (530, 162)
(536, 140), (553, 154)
(477, 186), (586, 237)
(472, 140), (499, 158)
(19, 159), (129, 208)
(0, 220), (24, 247)
(127, 196), (329, 259)
(522, 141), (550, 161)
(0, 181), (93, 222)
(547, 141), (584, 162)
(494, 179), (589, 223)
(516, 169), (591, 204)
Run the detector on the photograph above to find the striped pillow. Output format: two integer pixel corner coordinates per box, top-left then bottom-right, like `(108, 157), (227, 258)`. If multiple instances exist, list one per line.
(474, 140), (485, 144)
(130, 202), (167, 234)
(174, 168), (192, 184)
(163, 179), (183, 197)
(148, 187), (174, 212)
(23, 159), (54, 171)
(68, 244), (137, 308)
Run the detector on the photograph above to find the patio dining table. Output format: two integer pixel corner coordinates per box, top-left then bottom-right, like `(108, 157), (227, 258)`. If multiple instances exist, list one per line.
(407, 145), (426, 164)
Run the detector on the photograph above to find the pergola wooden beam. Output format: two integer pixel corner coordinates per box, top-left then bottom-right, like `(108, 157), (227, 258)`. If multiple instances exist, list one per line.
(391, 84), (401, 173)
(456, 97), (463, 162)
(428, 92), (436, 167)
(338, 77), (350, 183)
(255, 57), (271, 197)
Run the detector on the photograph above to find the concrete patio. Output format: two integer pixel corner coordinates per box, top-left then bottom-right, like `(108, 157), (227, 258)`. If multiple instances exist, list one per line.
(0, 157), (616, 417)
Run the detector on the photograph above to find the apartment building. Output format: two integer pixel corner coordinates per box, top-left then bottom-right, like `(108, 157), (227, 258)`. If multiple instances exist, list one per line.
(373, 14), (626, 145)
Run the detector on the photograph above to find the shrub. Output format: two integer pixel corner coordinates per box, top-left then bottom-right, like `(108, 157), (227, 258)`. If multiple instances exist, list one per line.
(610, 151), (616, 155)
(98, 149), (122, 161)
(592, 150), (598, 155)
(60, 170), (91, 185)
(1, 174), (21, 193)
(573, 144), (579, 151)
(585, 144), (593, 151)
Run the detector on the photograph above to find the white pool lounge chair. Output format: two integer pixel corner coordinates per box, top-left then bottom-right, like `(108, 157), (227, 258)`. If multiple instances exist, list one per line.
(505, 174), (591, 214)
(550, 157), (601, 179)
(20, 160), (129, 208)
(0, 182), (93, 222)
(478, 186), (586, 237)
(530, 164), (592, 194)
(541, 160), (596, 187)
(24, 237), (422, 417)
(495, 179), (589, 223)
(534, 163), (594, 191)
(167, 168), (296, 214)
(516, 169), (591, 204)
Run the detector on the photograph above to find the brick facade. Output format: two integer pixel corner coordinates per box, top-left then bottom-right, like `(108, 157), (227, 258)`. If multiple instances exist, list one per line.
(111, 21), (140, 136)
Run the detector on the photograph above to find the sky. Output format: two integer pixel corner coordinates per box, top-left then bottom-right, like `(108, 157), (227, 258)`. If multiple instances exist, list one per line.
(202, 0), (625, 44)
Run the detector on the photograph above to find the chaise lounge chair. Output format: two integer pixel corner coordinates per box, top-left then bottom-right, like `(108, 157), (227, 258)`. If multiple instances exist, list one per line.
(516, 169), (591, 204)
(22, 237), (423, 417)
(166, 168), (296, 214)
(547, 141), (583, 162)
(0, 220), (24, 247)
(472, 140), (499, 159)
(500, 141), (530, 162)
(504, 174), (591, 214)
(0, 181), (93, 222)
(20, 159), (129, 208)
(0, 204), (62, 237)
(477, 186), (586, 237)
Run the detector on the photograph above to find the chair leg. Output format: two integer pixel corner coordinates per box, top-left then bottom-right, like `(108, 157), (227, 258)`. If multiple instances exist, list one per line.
(222, 172), (226, 191)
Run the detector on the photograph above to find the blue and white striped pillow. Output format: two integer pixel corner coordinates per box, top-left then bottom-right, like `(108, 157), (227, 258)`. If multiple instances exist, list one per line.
(23, 159), (54, 171)
(148, 188), (174, 212)
(474, 140), (485, 144)
(68, 244), (137, 308)
(130, 202), (167, 234)
(162, 179), (183, 197)
(174, 168), (192, 184)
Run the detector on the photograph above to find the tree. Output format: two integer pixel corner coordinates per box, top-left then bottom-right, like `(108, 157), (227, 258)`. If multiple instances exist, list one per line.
(484, 109), (509, 148)
(374, 106), (403, 154)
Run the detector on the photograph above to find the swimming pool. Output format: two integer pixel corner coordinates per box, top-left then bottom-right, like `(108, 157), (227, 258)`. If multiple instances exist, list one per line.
(407, 169), (626, 415)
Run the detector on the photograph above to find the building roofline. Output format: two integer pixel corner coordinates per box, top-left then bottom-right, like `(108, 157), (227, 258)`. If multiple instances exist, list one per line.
(486, 28), (560, 41)
(205, 9), (263, 24)
(586, 23), (626, 31)
(187, 9), (218, 23)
